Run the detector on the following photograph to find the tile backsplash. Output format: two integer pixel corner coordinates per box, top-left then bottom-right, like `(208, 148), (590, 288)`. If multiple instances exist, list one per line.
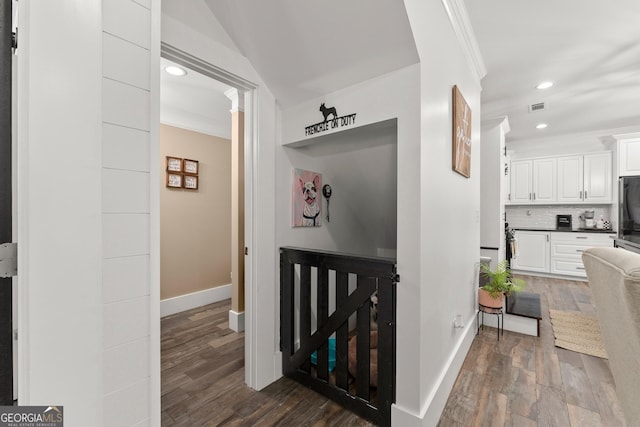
(506, 205), (614, 230)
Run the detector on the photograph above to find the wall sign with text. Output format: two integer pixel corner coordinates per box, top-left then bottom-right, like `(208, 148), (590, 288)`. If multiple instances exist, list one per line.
(305, 103), (357, 136)
(452, 85), (472, 178)
(165, 156), (199, 190)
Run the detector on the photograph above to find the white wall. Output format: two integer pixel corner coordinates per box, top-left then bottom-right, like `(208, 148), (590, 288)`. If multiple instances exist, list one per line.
(278, 122), (397, 257)
(279, 65), (422, 419)
(19, 1), (159, 425)
(18, 0), (101, 424)
(401, 0), (484, 424)
(481, 118), (509, 260)
(102, 1), (158, 425)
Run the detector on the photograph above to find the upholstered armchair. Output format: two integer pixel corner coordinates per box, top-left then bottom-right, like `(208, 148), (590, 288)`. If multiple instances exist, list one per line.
(582, 247), (640, 426)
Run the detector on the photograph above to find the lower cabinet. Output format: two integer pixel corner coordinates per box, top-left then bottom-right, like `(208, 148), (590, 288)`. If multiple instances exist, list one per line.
(512, 230), (615, 277)
(550, 232), (615, 277)
(511, 231), (550, 272)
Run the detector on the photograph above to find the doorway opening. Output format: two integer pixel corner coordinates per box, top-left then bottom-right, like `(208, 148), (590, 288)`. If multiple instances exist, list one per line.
(158, 44), (256, 419)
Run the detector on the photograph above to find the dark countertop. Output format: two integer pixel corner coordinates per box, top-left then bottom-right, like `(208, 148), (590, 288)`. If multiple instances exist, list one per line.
(512, 227), (616, 234)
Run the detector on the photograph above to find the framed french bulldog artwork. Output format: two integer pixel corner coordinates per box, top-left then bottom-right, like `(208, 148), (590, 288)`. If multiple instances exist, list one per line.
(452, 85), (472, 178)
(292, 168), (322, 227)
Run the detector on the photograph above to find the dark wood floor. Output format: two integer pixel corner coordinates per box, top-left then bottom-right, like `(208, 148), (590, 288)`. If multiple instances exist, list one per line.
(438, 275), (628, 427)
(162, 275), (627, 426)
(161, 299), (374, 426)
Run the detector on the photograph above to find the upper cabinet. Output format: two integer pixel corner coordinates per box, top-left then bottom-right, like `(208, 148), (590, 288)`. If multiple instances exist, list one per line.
(618, 136), (640, 177)
(583, 152), (612, 202)
(509, 158), (556, 204)
(508, 151), (611, 205)
(556, 152), (612, 204)
(510, 160), (533, 203)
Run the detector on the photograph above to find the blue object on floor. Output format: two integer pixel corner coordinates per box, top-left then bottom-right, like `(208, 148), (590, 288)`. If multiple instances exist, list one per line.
(310, 337), (336, 372)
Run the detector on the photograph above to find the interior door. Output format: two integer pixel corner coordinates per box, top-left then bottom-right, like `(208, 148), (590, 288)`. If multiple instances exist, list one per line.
(0, 0), (13, 405)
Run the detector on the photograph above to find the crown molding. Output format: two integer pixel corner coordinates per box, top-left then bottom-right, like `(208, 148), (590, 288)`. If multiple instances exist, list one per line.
(441, 0), (487, 81)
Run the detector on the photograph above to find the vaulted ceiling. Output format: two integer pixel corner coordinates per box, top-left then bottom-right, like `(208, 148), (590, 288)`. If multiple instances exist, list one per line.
(162, 0), (640, 143)
(202, 0), (419, 109)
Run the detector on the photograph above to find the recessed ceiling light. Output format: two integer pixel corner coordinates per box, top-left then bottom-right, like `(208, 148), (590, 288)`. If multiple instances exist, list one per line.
(536, 123), (548, 129)
(536, 81), (553, 90)
(165, 65), (187, 77)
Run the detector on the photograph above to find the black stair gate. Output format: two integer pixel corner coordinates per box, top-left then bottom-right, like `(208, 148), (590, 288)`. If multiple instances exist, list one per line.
(280, 247), (398, 426)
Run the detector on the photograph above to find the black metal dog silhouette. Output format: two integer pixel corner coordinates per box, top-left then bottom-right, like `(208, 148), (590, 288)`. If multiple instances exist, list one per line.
(319, 103), (338, 122)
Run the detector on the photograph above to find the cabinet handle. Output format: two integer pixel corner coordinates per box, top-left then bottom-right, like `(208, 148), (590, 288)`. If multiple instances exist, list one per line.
(529, 193), (532, 200)
(508, 193), (511, 201)
(584, 191), (588, 199)
(576, 236), (588, 239)
(546, 234), (549, 242)
(576, 249), (584, 252)
(533, 192), (536, 200)
(576, 266), (585, 270)
(579, 191), (583, 199)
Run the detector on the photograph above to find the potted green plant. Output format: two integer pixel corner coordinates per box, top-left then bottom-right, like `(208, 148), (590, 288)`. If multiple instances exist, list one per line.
(478, 260), (525, 308)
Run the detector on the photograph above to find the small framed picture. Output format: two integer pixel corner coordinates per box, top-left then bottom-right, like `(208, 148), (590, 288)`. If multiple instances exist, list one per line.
(166, 156), (182, 172)
(183, 159), (199, 175)
(166, 173), (182, 188)
(184, 175), (198, 190)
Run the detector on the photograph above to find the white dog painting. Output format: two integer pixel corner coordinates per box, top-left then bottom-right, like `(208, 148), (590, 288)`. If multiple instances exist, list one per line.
(292, 168), (322, 227)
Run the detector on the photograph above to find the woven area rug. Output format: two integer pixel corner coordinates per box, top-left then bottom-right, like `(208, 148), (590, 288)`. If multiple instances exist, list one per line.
(549, 309), (608, 359)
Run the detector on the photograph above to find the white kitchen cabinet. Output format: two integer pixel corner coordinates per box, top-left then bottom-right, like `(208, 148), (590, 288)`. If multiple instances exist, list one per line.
(557, 155), (583, 203)
(618, 136), (640, 177)
(511, 230), (550, 272)
(509, 158), (556, 204)
(510, 160), (533, 204)
(583, 152), (612, 203)
(533, 158), (556, 202)
(550, 232), (614, 277)
(556, 153), (611, 204)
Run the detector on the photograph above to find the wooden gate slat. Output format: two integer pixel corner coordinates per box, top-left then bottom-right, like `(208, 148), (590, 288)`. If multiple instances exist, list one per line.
(300, 264), (312, 373)
(335, 271), (350, 390)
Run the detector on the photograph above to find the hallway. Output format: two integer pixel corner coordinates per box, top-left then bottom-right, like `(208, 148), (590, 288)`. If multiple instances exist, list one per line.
(161, 300), (373, 426)
(162, 275), (626, 426)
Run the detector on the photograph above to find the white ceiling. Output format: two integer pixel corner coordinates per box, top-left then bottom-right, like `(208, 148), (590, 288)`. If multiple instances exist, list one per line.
(161, 0), (640, 145)
(202, 0), (419, 109)
(464, 0), (640, 143)
(160, 57), (233, 139)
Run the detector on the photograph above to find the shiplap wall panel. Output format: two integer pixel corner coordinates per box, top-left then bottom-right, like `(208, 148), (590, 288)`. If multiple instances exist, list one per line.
(103, 33), (150, 90)
(103, 338), (150, 394)
(103, 214), (150, 258)
(102, 169), (150, 213)
(102, 0), (153, 424)
(103, 123), (150, 172)
(103, 379), (150, 427)
(103, 0), (151, 49)
(103, 255), (150, 304)
(103, 78), (150, 131)
(103, 297), (150, 349)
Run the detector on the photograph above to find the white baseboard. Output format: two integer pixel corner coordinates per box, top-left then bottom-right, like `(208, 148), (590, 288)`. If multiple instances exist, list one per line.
(161, 284), (232, 317)
(229, 309), (245, 332)
(392, 317), (476, 426)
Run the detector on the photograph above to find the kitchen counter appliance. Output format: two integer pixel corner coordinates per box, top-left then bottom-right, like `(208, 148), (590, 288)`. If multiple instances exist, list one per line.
(580, 209), (596, 228)
(556, 214), (572, 231)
